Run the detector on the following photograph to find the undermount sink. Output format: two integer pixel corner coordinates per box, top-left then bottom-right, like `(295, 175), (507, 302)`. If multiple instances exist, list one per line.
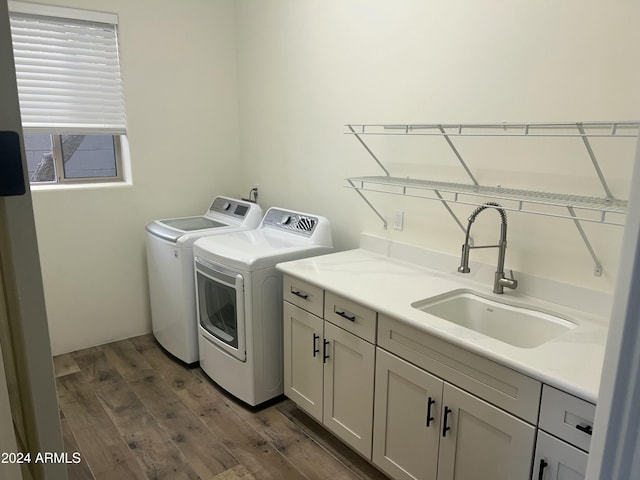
(411, 289), (576, 348)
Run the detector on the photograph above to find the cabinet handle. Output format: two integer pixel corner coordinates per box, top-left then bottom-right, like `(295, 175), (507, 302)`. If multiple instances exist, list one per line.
(576, 424), (593, 436)
(335, 310), (356, 322)
(312, 333), (320, 357)
(291, 289), (309, 300)
(426, 397), (436, 427)
(323, 339), (330, 363)
(442, 406), (452, 437)
(538, 459), (548, 480)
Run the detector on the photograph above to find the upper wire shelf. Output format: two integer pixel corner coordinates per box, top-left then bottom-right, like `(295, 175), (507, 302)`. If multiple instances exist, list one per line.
(346, 121), (640, 137)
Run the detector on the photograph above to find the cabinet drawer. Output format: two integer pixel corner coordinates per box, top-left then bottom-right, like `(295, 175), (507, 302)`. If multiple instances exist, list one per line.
(539, 385), (595, 452)
(378, 315), (541, 424)
(283, 275), (324, 317)
(324, 291), (377, 343)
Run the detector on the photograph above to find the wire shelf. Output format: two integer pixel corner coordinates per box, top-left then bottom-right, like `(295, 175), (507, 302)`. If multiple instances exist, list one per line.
(345, 120), (638, 275)
(346, 121), (640, 138)
(346, 176), (627, 226)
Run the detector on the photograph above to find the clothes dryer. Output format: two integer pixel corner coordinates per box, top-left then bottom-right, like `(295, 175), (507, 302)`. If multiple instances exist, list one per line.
(193, 207), (332, 405)
(145, 196), (262, 363)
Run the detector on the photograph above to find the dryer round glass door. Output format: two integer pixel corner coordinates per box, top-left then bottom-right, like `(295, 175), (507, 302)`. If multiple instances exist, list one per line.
(195, 260), (246, 362)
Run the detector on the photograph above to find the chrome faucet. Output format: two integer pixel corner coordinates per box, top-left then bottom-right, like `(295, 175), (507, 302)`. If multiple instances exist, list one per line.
(458, 202), (518, 294)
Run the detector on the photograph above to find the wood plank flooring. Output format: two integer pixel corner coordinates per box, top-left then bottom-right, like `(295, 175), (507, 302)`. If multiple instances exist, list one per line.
(54, 334), (389, 480)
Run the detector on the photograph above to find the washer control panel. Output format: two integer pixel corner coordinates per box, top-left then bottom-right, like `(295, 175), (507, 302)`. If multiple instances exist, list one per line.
(209, 196), (253, 218)
(262, 208), (318, 236)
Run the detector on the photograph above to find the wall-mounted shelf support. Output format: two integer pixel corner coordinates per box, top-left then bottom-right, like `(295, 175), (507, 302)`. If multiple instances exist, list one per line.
(438, 125), (479, 186)
(567, 206), (603, 276)
(347, 124), (390, 176)
(347, 178), (387, 229)
(345, 121), (640, 276)
(576, 123), (614, 200)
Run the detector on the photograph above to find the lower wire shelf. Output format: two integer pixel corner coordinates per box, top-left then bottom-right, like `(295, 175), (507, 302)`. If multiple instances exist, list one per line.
(346, 176), (627, 226)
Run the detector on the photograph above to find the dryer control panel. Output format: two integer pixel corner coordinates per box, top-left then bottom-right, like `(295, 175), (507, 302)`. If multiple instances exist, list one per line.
(262, 208), (319, 236)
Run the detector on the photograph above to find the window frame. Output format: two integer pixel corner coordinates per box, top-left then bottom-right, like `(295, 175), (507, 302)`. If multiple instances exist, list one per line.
(45, 134), (124, 185)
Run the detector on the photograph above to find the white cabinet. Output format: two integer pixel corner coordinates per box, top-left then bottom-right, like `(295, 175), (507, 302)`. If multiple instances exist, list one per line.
(438, 382), (535, 480)
(283, 276), (376, 458)
(532, 431), (588, 480)
(323, 321), (375, 457)
(283, 301), (324, 419)
(282, 275), (595, 480)
(532, 386), (595, 480)
(373, 348), (442, 480)
(373, 348), (535, 480)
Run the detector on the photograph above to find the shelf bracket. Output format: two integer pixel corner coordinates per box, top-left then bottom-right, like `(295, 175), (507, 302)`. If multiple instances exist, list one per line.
(347, 124), (390, 176)
(434, 190), (473, 245)
(567, 206), (603, 276)
(438, 125), (479, 186)
(577, 123), (614, 200)
(347, 179), (388, 229)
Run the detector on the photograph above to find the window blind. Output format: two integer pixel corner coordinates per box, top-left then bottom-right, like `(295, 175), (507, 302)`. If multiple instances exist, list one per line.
(9, 5), (126, 135)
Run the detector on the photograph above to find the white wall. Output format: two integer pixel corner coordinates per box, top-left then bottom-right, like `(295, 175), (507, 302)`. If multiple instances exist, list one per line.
(26, 0), (640, 354)
(235, 0), (640, 292)
(28, 0), (246, 355)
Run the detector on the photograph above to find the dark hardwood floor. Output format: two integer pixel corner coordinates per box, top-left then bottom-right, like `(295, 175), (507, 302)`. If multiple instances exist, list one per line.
(54, 334), (389, 480)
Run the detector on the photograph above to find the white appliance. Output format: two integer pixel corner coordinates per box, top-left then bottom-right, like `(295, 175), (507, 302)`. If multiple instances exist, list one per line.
(145, 196), (263, 364)
(193, 207), (333, 406)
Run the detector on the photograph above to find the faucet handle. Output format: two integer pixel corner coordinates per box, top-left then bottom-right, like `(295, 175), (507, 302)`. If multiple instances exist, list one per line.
(504, 269), (518, 290)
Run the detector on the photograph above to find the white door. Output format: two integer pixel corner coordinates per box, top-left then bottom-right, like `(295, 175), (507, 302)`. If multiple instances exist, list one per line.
(437, 383), (536, 480)
(373, 348), (443, 480)
(532, 431), (587, 480)
(0, 2), (66, 479)
(283, 302), (324, 421)
(323, 322), (375, 459)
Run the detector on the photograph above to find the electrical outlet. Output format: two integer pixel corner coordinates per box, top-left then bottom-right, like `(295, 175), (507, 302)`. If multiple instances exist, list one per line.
(393, 210), (404, 231)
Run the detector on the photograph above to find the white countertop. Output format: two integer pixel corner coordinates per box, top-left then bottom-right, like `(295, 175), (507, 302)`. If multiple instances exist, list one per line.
(276, 240), (609, 404)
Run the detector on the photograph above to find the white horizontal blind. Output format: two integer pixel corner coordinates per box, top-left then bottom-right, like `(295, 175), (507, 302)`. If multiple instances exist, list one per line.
(9, 7), (126, 135)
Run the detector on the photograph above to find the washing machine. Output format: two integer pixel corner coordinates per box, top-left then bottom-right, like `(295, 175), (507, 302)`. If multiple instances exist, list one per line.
(145, 196), (263, 363)
(193, 207), (333, 406)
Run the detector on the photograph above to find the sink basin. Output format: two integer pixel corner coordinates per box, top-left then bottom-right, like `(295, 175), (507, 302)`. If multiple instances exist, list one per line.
(411, 289), (576, 348)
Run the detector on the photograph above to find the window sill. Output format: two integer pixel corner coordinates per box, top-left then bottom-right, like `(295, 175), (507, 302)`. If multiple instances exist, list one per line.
(30, 179), (133, 192)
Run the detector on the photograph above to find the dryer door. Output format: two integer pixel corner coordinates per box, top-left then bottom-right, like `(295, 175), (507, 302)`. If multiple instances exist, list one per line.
(195, 258), (246, 362)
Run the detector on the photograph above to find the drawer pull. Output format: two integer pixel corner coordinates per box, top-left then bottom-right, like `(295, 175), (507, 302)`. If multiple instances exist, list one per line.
(335, 310), (356, 322)
(576, 423), (593, 436)
(426, 397), (436, 427)
(312, 333), (320, 357)
(291, 289), (309, 300)
(442, 406), (452, 437)
(538, 459), (548, 480)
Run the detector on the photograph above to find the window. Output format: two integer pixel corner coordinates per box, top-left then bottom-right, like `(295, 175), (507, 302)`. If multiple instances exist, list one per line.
(8, 1), (127, 184)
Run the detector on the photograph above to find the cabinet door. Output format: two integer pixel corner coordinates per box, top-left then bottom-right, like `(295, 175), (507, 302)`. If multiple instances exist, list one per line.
(532, 431), (587, 480)
(323, 322), (375, 459)
(373, 348), (443, 480)
(283, 302), (324, 421)
(437, 383), (536, 480)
